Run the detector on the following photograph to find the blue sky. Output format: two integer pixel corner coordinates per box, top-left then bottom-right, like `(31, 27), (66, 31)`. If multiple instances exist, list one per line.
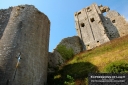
(1, 0), (128, 52)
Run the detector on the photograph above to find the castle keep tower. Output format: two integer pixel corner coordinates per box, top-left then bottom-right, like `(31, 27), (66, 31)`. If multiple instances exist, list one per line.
(0, 5), (50, 85)
(74, 3), (128, 50)
(74, 4), (110, 50)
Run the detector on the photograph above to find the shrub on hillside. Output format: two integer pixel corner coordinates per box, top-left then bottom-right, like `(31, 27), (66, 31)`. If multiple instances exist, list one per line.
(59, 62), (98, 79)
(64, 75), (75, 85)
(104, 61), (128, 73)
(56, 44), (74, 60)
(52, 62), (98, 85)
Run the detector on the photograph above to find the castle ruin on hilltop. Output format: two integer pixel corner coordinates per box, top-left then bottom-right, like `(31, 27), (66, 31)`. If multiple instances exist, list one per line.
(74, 3), (128, 50)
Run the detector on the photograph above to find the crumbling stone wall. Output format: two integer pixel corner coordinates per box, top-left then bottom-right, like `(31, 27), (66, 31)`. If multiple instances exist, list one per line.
(0, 5), (50, 85)
(58, 36), (83, 54)
(106, 11), (128, 37)
(101, 16), (120, 40)
(74, 4), (110, 50)
(74, 3), (128, 50)
(48, 36), (82, 71)
(48, 50), (64, 72)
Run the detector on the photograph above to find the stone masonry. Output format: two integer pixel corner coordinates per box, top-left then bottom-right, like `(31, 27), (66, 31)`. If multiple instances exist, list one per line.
(48, 36), (83, 70)
(58, 36), (83, 55)
(0, 5), (50, 85)
(74, 3), (128, 50)
(106, 11), (128, 37)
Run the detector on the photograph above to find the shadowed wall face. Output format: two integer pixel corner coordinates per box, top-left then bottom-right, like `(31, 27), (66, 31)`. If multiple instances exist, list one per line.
(106, 10), (128, 37)
(0, 5), (50, 85)
(0, 7), (12, 39)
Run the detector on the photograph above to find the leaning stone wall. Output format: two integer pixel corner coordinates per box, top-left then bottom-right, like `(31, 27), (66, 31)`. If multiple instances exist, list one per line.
(0, 5), (50, 85)
(74, 4), (110, 50)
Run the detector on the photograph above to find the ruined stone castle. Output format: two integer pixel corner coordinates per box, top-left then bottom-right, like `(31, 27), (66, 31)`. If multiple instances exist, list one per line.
(0, 3), (128, 85)
(74, 3), (128, 50)
(48, 3), (128, 76)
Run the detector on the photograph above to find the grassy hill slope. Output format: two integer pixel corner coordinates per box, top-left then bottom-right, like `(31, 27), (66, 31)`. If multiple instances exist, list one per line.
(48, 35), (128, 85)
(67, 35), (128, 72)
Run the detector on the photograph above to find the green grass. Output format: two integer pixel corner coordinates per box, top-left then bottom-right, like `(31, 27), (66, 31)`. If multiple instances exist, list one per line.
(68, 35), (128, 72)
(56, 44), (74, 60)
(104, 61), (128, 73)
